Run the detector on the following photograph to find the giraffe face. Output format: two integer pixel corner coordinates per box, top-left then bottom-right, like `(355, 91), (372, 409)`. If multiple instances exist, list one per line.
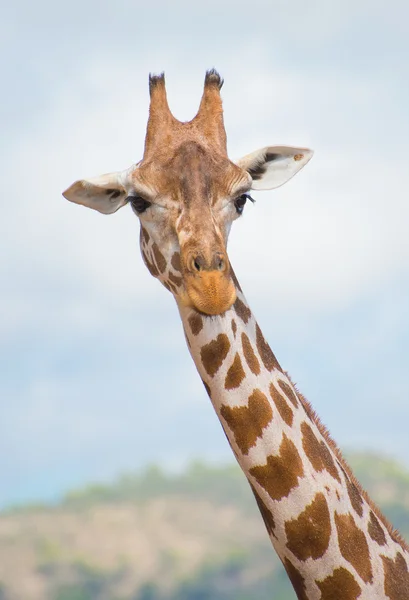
(127, 140), (251, 315)
(63, 70), (313, 315)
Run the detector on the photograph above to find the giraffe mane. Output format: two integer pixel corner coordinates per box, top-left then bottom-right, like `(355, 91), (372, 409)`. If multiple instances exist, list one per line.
(286, 371), (409, 553)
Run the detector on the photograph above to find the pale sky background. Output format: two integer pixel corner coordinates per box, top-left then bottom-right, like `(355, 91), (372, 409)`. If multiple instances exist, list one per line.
(1, 0), (409, 508)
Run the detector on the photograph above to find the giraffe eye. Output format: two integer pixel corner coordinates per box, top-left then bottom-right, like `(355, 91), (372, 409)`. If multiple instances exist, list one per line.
(234, 193), (254, 215)
(128, 196), (151, 214)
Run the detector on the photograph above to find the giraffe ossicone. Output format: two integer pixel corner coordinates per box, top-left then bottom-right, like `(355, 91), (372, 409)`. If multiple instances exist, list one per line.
(63, 70), (409, 599)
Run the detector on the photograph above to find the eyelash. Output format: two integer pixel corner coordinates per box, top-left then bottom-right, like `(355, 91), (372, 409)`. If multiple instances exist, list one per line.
(128, 196), (151, 214)
(234, 193), (255, 215)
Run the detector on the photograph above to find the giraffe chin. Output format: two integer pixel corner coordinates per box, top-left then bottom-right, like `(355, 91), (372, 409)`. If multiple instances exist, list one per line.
(183, 272), (237, 316)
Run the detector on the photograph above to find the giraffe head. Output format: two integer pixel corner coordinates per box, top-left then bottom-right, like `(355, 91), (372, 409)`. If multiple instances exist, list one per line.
(63, 70), (313, 315)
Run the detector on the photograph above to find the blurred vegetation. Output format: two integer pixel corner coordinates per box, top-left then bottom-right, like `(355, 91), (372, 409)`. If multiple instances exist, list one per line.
(0, 454), (408, 600)
(60, 461), (255, 513)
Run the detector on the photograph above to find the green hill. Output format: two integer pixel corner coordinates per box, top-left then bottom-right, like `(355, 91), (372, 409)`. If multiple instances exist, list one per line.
(0, 454), (408, 600)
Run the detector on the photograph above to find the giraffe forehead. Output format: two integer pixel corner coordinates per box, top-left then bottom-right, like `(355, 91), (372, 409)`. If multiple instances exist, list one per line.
(138, 141), (247, 205)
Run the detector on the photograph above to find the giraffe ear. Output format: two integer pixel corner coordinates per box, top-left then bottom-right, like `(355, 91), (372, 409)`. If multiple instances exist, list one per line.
(62, 170), (131, 214)
(235, 146), (313, 191)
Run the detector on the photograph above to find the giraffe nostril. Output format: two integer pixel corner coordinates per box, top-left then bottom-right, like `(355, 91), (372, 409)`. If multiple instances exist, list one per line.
(214, 252), (227, 272)
(188, 252), (227, 273)
(190, 255), (205, 272)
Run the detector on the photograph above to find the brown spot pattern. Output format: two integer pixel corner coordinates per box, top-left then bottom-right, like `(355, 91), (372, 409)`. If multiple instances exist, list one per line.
(250, 434), (304, 501)
(316, 567), (361, 600)
(224, 353), (245, 390)
(278, 379), (299, 408)
(345, 475), (364, 518)
(141, 227), (150, 244)
(241, 332), (261, 375)
(220, 389), (273, 455)
(301, 421), (341, 483)
(152, 242), (167, 273)
(143, 251), (159, 277)
(171, 251), (181, 272)
(188, 312), (203, 336)
(231, 319), (237, 338)
(283, 559), (308, 600)
(256, 323), (280, 371)
(250, 484), (276, 538)
(335, 512), (373, 584)
(168, 271), (182, 287)
(285, 492), (331, 561)
(234, 297), (251, 324)
(269, 383), (293, 426)
(382, 552), (409, 600)
(200, 334), (230, 377)
(368, 511), (386, 546)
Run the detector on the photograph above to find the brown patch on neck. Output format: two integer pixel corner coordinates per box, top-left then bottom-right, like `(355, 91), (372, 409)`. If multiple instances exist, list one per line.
(241, 332), (261, 375)
(368, 511), (386, 546)
(231, 319), (237, 338)
(285, 492), (331, 561)
(200, 334), (231, 377)
(220, 389), (273, 455)
(283, 558), (308, 600)
(300, 421), (341, 483)
(256, 323), (280, 371)
(188, 312), (203, 336)
(250, 483), (276, 539)
(382, 552), (409, 600)
(335, 512), (373, 583)
(316, 567), (361, 600)
(249, 434), (304, 501)
(270, 383), (294, 427)
(344, 472), (364, 518)
(234, 297), (251, 324)
(224, 353), (245, 390)
(278, 379), (299, 408)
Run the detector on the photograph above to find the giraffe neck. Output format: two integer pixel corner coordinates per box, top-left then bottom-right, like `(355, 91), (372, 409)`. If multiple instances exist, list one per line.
(178, 281), (409, 600)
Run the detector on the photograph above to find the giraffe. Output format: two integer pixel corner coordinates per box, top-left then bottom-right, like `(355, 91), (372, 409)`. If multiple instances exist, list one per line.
(63, 70), (409, 599)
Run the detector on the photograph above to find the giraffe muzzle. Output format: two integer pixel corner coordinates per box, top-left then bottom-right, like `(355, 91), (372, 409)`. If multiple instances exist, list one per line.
(184, 269), (237, 315)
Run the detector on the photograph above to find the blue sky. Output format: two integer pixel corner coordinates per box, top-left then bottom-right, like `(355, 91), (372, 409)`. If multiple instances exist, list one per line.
(1, 0), (409, 508)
